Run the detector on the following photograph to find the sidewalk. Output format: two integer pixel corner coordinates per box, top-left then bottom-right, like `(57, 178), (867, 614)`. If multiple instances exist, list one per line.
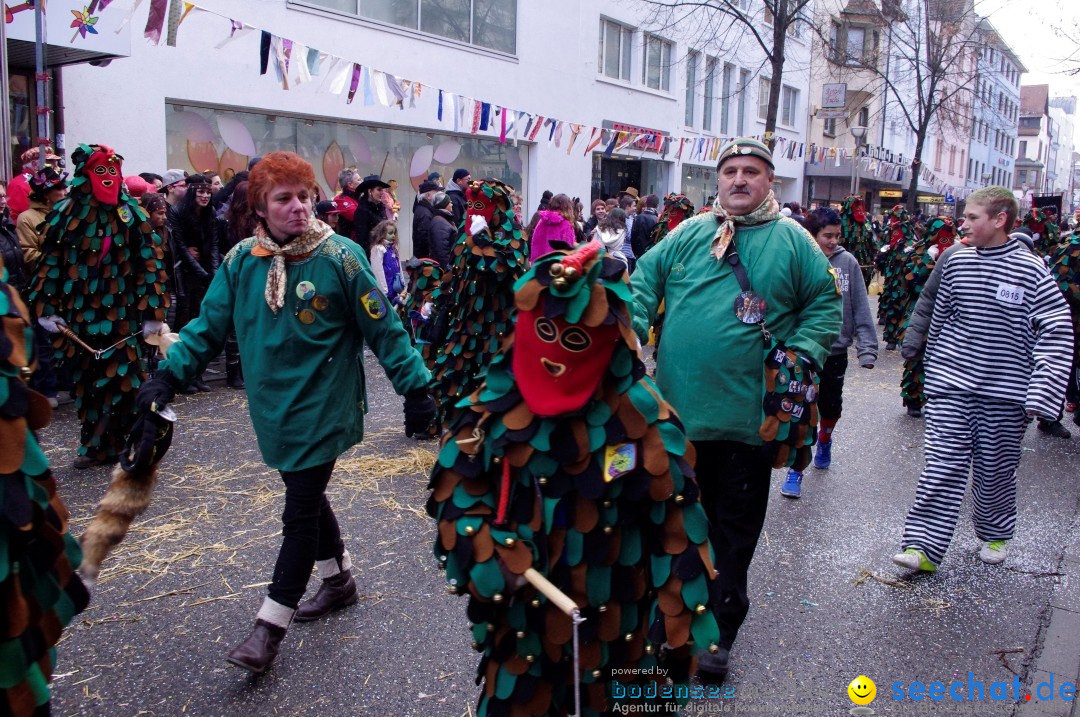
(1015, 513), (1080, 717)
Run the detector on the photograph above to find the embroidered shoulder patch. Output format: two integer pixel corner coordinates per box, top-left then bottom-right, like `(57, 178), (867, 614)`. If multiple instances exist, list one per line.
(360, 289), (387, 320)
(827, 267), (842, 295)
(603, 442), (638, 482)
(117, 205), (133, 225)
(320, 239), (362, 280)
(225, 237), (257, 267)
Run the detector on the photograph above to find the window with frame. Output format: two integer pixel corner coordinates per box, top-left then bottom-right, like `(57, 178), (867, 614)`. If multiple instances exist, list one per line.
(599, 19), (634, 81)
(721, 63), (734, 134)
(781, 86), (798, 126)
(685, 51), (699, 126)
(737, 69), (749, 135)
(307, 0), (517, 54)
(858, 106), (869, 128)
(824, 117), (837, 136)
(758, 77), (771, 121)
(642, 34), (672, 91)
(846, 26), (865, 62)
(703, 57), (717, 131)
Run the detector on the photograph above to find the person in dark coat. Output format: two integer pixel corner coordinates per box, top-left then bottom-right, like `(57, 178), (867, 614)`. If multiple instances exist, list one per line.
(630, 193), (660, 259)
(352, 174), (392, 254)
(428, 192), (457, 269)
(446, 168), (470, 228)
(412, 180), (440, 259)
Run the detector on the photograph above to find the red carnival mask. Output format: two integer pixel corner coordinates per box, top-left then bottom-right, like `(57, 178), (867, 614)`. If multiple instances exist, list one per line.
(84, 147), (123, 205)
(512, 307), (619, 416)
(667, 208), (687, 230)
(466, 185), (499, 229)
(852, 199), (867, 223)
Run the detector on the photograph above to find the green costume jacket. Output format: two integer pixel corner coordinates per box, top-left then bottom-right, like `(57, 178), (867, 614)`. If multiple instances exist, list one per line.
(631, 213), (842, 445)
(161, 233), (430, 472)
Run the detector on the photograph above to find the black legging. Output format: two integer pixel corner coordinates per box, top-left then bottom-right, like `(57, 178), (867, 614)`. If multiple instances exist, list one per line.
(268, 460), (346, 609)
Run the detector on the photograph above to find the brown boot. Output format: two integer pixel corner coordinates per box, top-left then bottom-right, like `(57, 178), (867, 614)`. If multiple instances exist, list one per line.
(294, 572), (358, 622)
(226, 619), (287, 673)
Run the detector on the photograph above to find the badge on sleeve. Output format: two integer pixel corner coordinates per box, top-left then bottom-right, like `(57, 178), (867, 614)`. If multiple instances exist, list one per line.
(603, 443), (638, 482)
(360, 289), (387, 320)
(117, 205), (133, 225)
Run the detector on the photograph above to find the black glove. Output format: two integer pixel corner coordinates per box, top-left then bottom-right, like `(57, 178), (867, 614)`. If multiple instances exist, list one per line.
(403, 389), (436, 438)
(121, 410), (175, 473)
(135, 369), (180, 415)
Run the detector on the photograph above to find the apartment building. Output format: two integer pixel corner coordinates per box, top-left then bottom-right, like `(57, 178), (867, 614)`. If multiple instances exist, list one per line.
(964, 18), (1023, 195)
(56, 0), (811, 254)
(1014, 84), (1053, 210)
(1048, 96), (1076, 201)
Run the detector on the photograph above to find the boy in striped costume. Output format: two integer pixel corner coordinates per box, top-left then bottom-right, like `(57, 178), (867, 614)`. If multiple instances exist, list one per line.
(893, 187), (1073, 572)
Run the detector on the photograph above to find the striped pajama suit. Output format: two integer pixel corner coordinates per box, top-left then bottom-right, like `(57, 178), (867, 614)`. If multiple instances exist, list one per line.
(901, 395), (1029, 566)
(899, 239), (1074, 567)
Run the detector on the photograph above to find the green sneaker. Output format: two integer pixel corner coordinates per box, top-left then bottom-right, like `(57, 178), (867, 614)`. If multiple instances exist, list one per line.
(892, 548), (936, 572)
(979, 540), (1007, 565)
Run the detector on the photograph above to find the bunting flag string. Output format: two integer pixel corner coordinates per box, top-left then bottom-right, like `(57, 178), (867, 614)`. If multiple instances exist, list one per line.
(155, 0), (947, 194)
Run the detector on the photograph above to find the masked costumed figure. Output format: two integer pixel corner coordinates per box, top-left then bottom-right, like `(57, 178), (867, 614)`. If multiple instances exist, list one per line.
(840, 195), (877, 288)
(875, 205), (917, 349)
(428, 241), (720, 716)
(1022, 207), (1061, 258)
(0, 256), (90, 716)
(1046, 229), (1080, 427)
(431, 179), (527, 429)
(899, 217), (957, 415)
(403, 257), (446, 366)
(27, 145), (169, 468)
(650, 193), (694, 249)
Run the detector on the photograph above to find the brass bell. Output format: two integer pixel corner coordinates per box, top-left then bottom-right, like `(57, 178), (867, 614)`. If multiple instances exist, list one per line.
(552, 277), (569, 290)
(487, 623), (496, 632)
(564, 266), (579, 280)
(645, 644), (655, 655)
(674, 494), (685, 504)
(504, 537), (516, 546)
(530, 598), (542, 608)
(602, 500), (613, 508)
(709, 643), (721, 654)
(492, 593), (504, 603)
(538, 476), (549, 486)
(549, 263), (565, 276)
(492, 456), (502, 464)
(526, 654), (536, 663)
(516, 630), (526, 639)
(602, 525), (613, 535)
(597, 603), (608, 613)
(624, 633), (634, 642)
(694, 604), (708, 615)
(464, 525), (476, 536)
(471, 641), (482, 650)
(592, 670), (602, 679)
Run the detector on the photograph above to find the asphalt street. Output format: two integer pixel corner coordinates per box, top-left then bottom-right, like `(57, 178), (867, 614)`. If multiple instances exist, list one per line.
(41, 337), (1080, 717)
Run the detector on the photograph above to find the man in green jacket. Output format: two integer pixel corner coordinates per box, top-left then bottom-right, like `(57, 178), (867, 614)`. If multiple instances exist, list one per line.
(135, 152), (435, 673)
(631, 138), (841, 681)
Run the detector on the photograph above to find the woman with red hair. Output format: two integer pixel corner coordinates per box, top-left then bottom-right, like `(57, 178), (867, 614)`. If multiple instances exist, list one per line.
(135, 151), (435, 673)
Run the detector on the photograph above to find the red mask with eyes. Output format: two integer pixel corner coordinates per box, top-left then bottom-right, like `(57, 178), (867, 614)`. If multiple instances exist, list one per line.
(84, 147), (123, 205)
(512, 307), (619, 416)
(466, 185), (498, 229)
(667, 207), (687, 230)
(852, 199), (867, 223)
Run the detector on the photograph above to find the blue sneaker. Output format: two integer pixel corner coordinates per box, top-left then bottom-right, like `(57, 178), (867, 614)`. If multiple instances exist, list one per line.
(813, 441), (832, 470)
(780, 469), (802, 498)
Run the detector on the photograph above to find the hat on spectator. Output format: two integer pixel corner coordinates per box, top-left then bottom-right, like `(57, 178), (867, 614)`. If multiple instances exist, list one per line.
(159, 169), (187, 190)
(419, 180), (441, 194)
(452, 168), (471, 182)
(331, 195), (358, 222)
(716, 137), (774, 170)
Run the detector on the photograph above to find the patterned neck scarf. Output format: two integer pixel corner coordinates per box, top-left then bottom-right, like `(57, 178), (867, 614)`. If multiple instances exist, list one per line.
(253, 215), (333, 313)
(710, 190), (780, 260)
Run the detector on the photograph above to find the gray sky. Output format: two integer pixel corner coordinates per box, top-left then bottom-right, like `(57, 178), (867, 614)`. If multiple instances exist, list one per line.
(977, 0), (1080, 101)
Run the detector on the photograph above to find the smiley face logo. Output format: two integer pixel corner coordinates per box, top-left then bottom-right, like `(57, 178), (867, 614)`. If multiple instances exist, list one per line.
(848, 675), (876, 706)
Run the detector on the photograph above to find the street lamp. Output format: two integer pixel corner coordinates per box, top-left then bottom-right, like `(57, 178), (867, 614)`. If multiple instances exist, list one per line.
(850, 125), (868, 195)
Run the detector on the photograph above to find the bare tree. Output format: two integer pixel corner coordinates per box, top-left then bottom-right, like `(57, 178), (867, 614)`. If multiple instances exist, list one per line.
(817, 0), (986, 212)
(641, 0), (816, 144)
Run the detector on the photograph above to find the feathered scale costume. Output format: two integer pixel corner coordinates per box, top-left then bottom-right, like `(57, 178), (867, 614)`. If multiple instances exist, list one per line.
(404, 258), (446, 370)
(899, 217), (957, 410)
(27, 144), (168, 461)
(1022, 208), (1061, 257)
(876, 205), (917, 344)
(840, 195), (877, 288)
(432, 179), (527, 428)
(0, 261), (90, 716)
(1048, 229), (1080, 370)
(427, 242), (720, 717)
(649, 194), (694, 249)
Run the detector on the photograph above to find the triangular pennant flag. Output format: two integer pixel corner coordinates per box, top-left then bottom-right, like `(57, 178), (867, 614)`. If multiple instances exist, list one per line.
(144, 0), (168, 44)
(177, 2), (196, 29)
(565, 124), (583, 155)
(363, 67), (376, 106)
(584, 127), (602, 156)
(215, 19), (251, 49)
(324, 57), (349, 95)
(259, 31), (271, 75)
(115, 0), (146, 35)
(346, 64), (362, 103)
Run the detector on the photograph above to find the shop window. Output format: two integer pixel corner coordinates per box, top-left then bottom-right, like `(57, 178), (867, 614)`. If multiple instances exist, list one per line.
(642, 34), (672, 91)
(599, 19), (633, 81)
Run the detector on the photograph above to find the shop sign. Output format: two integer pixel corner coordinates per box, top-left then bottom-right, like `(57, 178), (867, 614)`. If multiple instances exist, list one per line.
(822, 83), (847, 108)
(917, 194), (946, 203)
(880, 190), (904, 198)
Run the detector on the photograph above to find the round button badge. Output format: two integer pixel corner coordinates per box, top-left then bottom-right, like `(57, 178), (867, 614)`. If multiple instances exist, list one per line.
(298, 309), (316, 325)
(312, 295), (329, 311)
(296, 281), (316, 301)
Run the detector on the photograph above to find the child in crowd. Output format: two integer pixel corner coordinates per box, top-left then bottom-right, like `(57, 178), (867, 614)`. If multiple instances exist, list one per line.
(894, 187), (1073, 571)
(781, 208), (878, 498)
(369, 220), (407, 307)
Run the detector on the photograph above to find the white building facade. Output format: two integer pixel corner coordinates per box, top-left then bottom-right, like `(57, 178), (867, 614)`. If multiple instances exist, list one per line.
(58, 0), (811, 255)
(964, 19), (1023, 195)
